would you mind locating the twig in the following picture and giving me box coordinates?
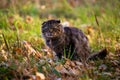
[94,14,106,48]
[2,33,9,52]
[95,14,99,27]
[16,33,21,48]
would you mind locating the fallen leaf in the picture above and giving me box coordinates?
[26,15,33,23]
[102,72,112,76]
[55,64,69,74]
[54,78,62,80]
[75,61,83,66]
[36,72,45,80]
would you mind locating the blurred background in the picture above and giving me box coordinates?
[0,0,120,51]
[0,0,119,19]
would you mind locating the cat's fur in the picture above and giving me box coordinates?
[41,20,107,62]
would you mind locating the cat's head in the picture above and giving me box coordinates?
[41,20,64,38]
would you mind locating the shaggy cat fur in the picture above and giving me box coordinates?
[41,20,107,62]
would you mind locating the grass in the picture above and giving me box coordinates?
[0,0,120,80]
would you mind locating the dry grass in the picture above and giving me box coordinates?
[0,0,120,80]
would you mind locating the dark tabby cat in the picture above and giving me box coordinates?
[41,20,107,62]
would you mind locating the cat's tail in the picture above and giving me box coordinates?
[87,48,108,61]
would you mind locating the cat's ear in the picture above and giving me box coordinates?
[56,20,60,23]
[42,21,46,25]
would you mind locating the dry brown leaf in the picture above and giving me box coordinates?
[26,15,33,23]
[75,61,83,66]
[54,78,62,80]
[30,75,36,80]
[60,67,69,74]
[69,68,80,75]
[36,72,45,80]
[55,64,63,71]
[70,61,75,67]
[65,59,71,65]
[55,64,69,74]
[23,69,31,76]
[102,72,112,76]
[14,47,22,54]
[111,60,119,66]
[23,41,36,55]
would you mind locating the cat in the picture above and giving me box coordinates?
[41,20,107,62]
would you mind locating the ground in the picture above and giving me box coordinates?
[0,0,120,80]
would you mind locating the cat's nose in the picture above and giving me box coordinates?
[45,33,52,37]
[50,29,53,32]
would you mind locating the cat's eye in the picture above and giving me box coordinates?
[42,26,47,29]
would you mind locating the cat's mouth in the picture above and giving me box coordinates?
[44,33,57,38]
